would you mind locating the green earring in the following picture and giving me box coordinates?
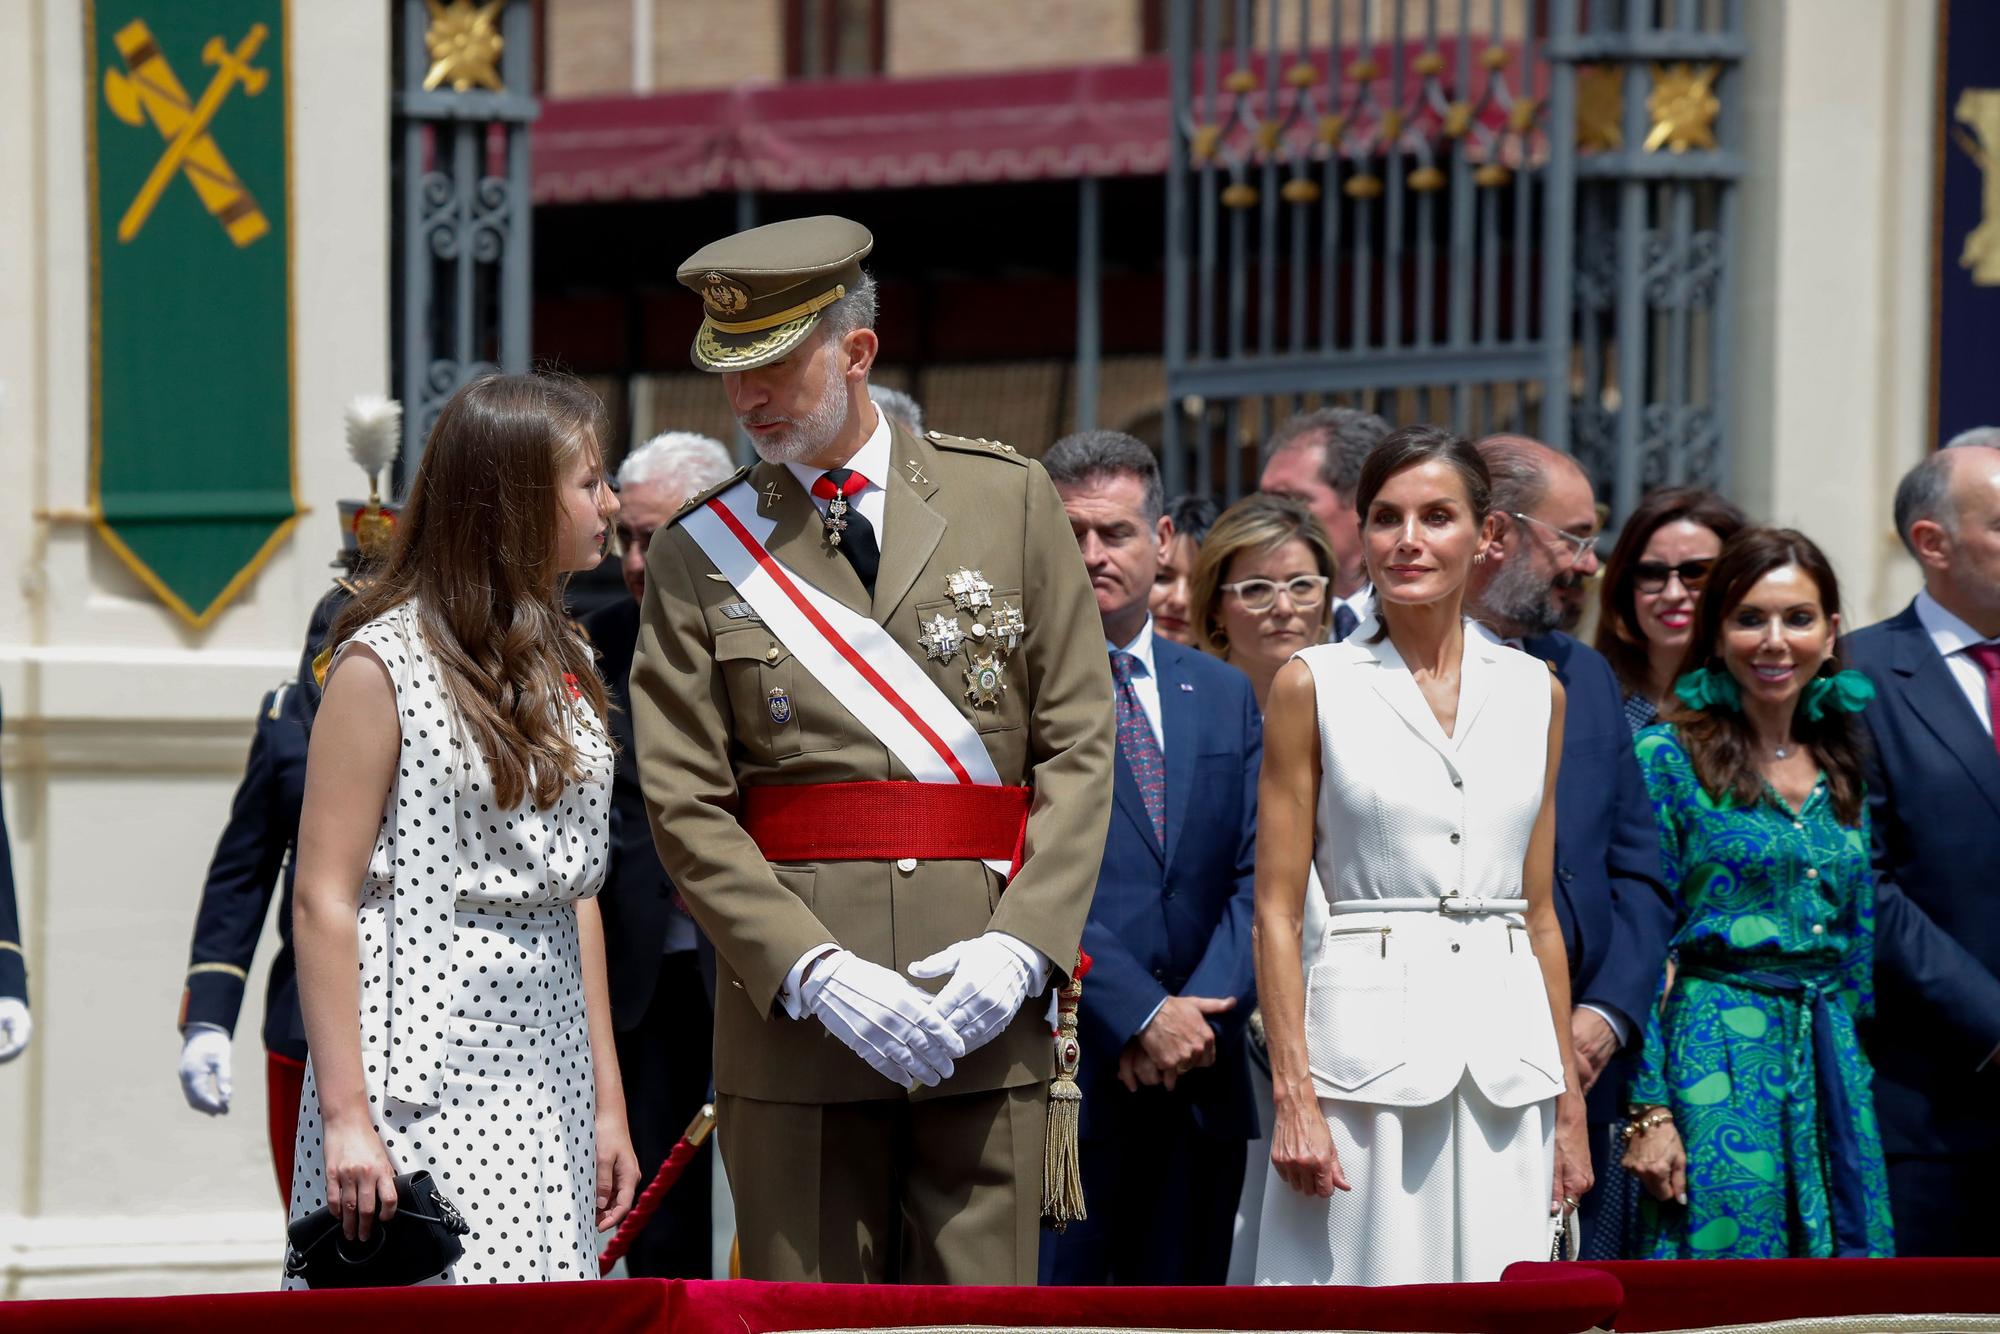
[1673,663,1741,714]
[1800,668,1877,721]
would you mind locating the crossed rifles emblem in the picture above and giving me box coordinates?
[102,19,271,248]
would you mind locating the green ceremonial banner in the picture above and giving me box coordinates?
[88,0,296,628]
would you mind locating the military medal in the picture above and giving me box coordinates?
[964,652,1006,708]
[767,686,793,725]
[823,491,850,547]
[946,568,993,612]
[918,612,964,663]
[991,601,1025,652]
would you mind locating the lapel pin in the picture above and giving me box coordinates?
[905,459,930,487]
[1179,682,1195,692]
[760,482,783,510]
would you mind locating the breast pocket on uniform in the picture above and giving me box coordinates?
[1304,930,1409,1092]
[714,628,833,759]
[911,593,1025,735]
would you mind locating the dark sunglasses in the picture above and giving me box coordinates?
[1632,558,1714,593]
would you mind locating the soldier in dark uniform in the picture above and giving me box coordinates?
[176,499,394,1199]
[0,694,30,1063]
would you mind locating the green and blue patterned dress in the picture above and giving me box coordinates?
[1629,725,1894,1259]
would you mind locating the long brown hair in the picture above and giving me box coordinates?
[1595,487,1748,697]
[1190,493,1337,657]
[1665,527,1865,825]
[333,372,611,810]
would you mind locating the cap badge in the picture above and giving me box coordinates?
[702,271,752,317]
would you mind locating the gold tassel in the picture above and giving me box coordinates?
[1041,961,1087,1230]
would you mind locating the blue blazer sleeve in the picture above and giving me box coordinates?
[1863,720,2000,1063]
[1181,673,1261,1014]
[180,692,292,1034]
[0,700,24,1002]
[1573,664,1673,1034]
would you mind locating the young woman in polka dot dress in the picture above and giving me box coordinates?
[287,373,640,1285]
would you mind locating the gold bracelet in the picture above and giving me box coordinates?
[1620,1109,1675,1143]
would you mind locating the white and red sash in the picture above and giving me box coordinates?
[680,480,1015,875]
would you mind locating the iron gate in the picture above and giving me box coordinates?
[391,0,539,478]
[1162,0,1744,520]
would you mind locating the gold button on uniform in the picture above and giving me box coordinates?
[766,645,781,662]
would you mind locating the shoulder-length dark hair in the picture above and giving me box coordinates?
[1595,486,1749,696]
[1665,526,1864,825]
[332,372,611,810]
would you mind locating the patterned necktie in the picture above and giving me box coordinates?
[810,467,879,596]
[1969,642,2000,758]
[1332,601,1360,643]
[1111,650,1166,845]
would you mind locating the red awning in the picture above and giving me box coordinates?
[533,59,1174,203]
[533,40,1526,205]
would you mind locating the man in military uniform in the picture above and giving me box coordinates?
[629,216,1114,1284]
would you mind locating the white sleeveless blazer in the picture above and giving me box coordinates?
[1293,623,1564,1110]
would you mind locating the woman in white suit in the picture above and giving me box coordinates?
[1252,426,1592,1285]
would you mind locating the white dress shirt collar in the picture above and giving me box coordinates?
[1915,589,1997,657]
[1107,615,1158,676]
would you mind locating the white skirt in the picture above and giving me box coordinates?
[1252,1072,1554,1286]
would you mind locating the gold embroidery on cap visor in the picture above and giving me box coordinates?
[692,308,822,371]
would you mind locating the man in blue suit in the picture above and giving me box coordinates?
[1038,431,1261,1285]
[1847,443,2000,1256]
[1468,436,1674,1246]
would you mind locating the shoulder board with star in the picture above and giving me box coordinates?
[925,430,1029,465]
[667,464,754,527]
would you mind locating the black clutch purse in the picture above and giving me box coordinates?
[284,1171,471,1289]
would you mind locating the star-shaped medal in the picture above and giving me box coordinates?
[918,613,964,663]
[946,568,993,612]
[990,601,1026,652]
[964,652,1006,708]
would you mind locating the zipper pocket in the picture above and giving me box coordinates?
[1325,925,1393,957]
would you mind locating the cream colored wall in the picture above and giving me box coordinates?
[0,1,388,1296]
[1732,0,1938,624]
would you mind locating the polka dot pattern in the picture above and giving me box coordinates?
[286,604,611,1286]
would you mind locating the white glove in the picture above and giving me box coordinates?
[0,998,28,1064]
[907,933,1036,1058]
[803,949,965,1089]
[178,1025,233,1115]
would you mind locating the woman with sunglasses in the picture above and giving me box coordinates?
[1189,495,1337,709]
[1596,489,1749,730]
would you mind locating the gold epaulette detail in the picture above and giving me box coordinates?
[669,465,754,525]
[925,430,1028,464]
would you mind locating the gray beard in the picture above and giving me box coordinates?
[745,371,850,466]
[1478,554,1564,638]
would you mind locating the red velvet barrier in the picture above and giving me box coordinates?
[0,1272,1621,1334]
[0,1279,672,1333]
[1506,1260,2000,1331]
[669,1272,1625,1334]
